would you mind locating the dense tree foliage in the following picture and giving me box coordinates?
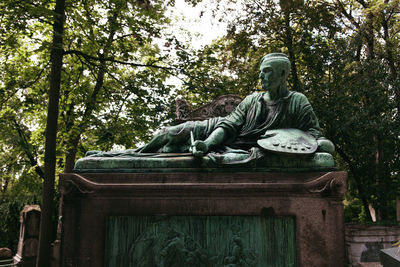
[0,0,399,259]
[0,0,182,257]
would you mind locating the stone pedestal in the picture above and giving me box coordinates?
[13,205,40,267]
[59,171,347,267]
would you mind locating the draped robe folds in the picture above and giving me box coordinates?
[160,91,321,145]
[215,91,322,149]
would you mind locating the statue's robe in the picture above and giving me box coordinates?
[215,91,322,149]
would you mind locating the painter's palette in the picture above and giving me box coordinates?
[257,128,318,155]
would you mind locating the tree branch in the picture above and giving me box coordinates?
[63,49,174,70]
[251,0,267,13]
[12,118,44,179]
[336,0,360,29]
[355,0,368,8]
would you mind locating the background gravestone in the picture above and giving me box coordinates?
[0,248,12,259]
[360,242,383,262]
[14,205,41,267]
[0,248,13,265]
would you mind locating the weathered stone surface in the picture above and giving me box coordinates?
[14,205,40,267]
[361,242,384,262]
[106,216,296,267]
[74,152,335,172]
[59,171,347,267]
[346,224,400,265]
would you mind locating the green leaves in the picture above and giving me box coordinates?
[0,0,181,198]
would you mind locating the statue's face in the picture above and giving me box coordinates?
[259,60,285,92]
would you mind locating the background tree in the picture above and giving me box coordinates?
[60,0,176,172]
[37,0,66,264]
[0,0,183,260]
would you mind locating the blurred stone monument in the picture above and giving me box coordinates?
[14,205,40,267]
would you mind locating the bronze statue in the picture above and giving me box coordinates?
[137,53,334,157]
[82,53,334,169]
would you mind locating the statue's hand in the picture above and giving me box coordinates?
[189,140,209,157]
[317,137,335,154]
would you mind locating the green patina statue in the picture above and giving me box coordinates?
[78,53,335,171]
[137,53,333,156]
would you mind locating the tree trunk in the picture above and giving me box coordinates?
[335,146,372,222]
[1,165,11,193]
[283,8,300,92]
[64,135,80,173]
[36,0,65,266]
[63,53,107,172]
[364,9,382,222]
[373,135,383,220]
[381,7,400,117]
[397,196,400,222]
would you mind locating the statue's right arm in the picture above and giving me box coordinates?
[192,94,253,155]
[191,127,226,155]
[204,127,226,148]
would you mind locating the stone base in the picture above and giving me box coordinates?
[59,171,347,267]
[74,152,335,173]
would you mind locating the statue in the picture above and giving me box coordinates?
[80,53,334,170]
[136,53,332,155]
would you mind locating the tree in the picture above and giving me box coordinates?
[36,0,66,264]
[330,0,400,220]
[0,0,185,261]
[60,0,176,172]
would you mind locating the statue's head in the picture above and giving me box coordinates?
[259,53,290,94]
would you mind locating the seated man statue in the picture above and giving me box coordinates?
[135,53,334,158]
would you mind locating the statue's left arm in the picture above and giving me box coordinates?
[292,93,334,154]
